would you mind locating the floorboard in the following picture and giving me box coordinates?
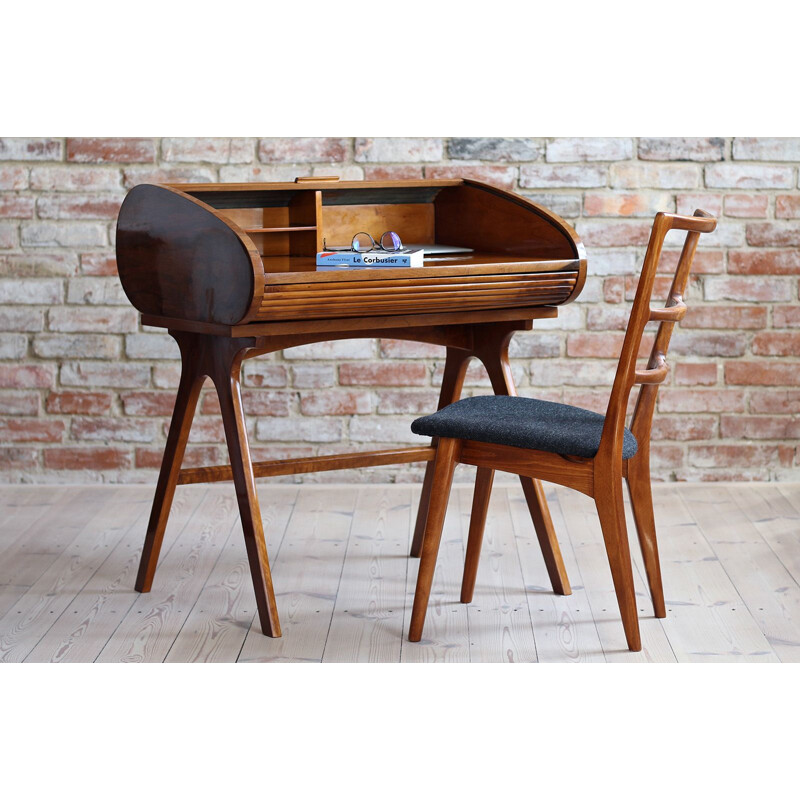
[0,482,797,663]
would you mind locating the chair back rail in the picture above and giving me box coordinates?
[598,210,717,460]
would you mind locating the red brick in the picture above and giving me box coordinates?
[0,224,17,249]
[776,195,800,219]
[705,164,793,189]
[362,165,424,180]
[339,362,428,386]
[0,393,39,415]
[603,276,625,303]
[520,164,607,189]
[658,249,724,275]
[121,391,176,416]
[652,416,717,440]
[0,419,64,442]
[37,194,122,220]
[0,364,55,388]
[675,194,723,217]
[0,308,43,331]
[135,446,217,469]
[66,138,155,163]
[674,363,717,386]
[703,277,791,302]
[300,390,371,416]
[0,447,38,470]
[44,447,131,470]
[650,444,684,469]
[611,163,700,189]
[0,195,35,218]
[725,363,800,386]
[162,138,254,164]
[379,339,445,359]
[639,138,724,161]
[80,252,118,276]
[750,390,800,414]
[567,332,623,358]
[773,306,800,328]
[184,417,226,443]
[721,415,800,440]
[0,138,61,160]
[752,332,800,356]
[46,391,112,415]
[30,166,121,192]
[562,391,636,415]
[746,222,800,247]
[689,444,793,469]
[425,165,518,191]
[122,167,215,189]
[728,250,800,275]
[48,307,137,333]
[241,362,288,388]
[682,306,767,329]
[670,332,746,358]
[724,194,769,218]
[578,221,653,246]
[259,138,348,163]
[201,391,291,417]
[249,445,316,462]
[658,389,746,413]
[583,193,672,217]
[60,362,149,389]
[376,390,440,415]
[72,417,156,443]
[0,166,28,190]
[586,306,628,331]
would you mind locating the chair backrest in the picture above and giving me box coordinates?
[598,209,717,460]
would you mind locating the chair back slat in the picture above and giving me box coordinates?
[597,210,717,459]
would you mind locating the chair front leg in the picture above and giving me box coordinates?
[594,469,642,652]
[408,437,461,642]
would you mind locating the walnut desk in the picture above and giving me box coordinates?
[116,178,587,637]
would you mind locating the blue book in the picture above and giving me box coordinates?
[316,248,425,269]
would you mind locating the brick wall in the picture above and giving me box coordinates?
[1,137,798,483]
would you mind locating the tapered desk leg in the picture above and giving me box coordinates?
[410,347,470,557]
[135,335,205,593]
[476,324,572,596]
[210,343,281,638]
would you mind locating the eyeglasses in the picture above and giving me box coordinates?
[322,231,403,253]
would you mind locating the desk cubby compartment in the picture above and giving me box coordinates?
[116,178,587,326]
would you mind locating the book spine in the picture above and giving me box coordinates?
[316,251,423,268]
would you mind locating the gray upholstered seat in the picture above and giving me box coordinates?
[411,395,638,460]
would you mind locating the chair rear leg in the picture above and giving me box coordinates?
[626,454,666,618]
[519,478,571,596]
[408,438,460,642]
[461,467,494,603]
[594,479,642,652]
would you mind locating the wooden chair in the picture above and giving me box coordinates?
[407,210,717,651]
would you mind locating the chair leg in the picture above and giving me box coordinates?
[135,335,205,593]
[410,348,470,557]
[626,454,666,618]
[211,349,281,638]
[461,467,494,603]
[519,477,572,596]
[408,438,460,642]
[594,477,642,652]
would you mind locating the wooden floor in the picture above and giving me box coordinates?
[1,481,799,663]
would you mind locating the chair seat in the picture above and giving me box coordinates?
[411,395,638,460]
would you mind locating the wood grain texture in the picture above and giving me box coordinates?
[1,483,799,663]
[237,487,356,663]
[25,488,203,663]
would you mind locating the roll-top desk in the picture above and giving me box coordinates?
[116,178,587,638]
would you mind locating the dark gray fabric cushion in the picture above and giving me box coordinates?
[411,395,638,460]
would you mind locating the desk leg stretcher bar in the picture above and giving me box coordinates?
[134,320,571,638]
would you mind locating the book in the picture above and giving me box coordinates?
[316,248,425,269]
